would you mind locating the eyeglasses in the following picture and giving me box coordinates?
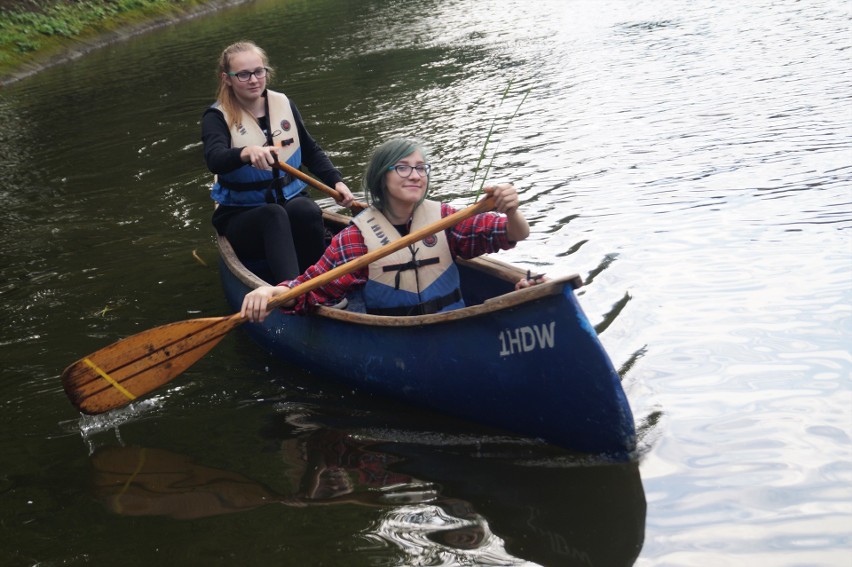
[387,164,431,177]
[227,67,269,82]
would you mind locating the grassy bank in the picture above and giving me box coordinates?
[0,0,245,84]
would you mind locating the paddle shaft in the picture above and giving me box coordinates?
[275,159,368,212]
[266,195,496,310]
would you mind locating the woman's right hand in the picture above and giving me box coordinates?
[240,145,276,170]
[241,285,288,322]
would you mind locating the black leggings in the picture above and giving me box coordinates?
[224,195,325,283]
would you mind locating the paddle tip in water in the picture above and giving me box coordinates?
[61,315,243,415]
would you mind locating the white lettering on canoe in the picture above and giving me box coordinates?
[498,322,556,356]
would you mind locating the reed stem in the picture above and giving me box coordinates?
[470,82,532,201]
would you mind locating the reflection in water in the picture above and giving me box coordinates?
[386,440,647,567]
[92,446,284,520]
[5,0,844,562]
[371,501,516,566]
[92,426,646,566]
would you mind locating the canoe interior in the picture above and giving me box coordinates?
[225,209,583,312]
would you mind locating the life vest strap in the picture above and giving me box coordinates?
[381,256,440,273]
[219,172,293,192]
[367,288,462,317]
[382,255,440,290]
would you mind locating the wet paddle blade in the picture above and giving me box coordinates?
[61,315,243,415]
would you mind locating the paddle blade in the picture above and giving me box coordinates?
[62,316,243,415]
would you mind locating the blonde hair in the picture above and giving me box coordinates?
[215,41,274,130]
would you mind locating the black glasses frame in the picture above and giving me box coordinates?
[227,67,269,82]
[387,164,432,177]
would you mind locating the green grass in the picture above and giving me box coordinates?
[0,0,210,78]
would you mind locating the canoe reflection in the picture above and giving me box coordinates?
[386,441,646,567]
[91,429,645,566]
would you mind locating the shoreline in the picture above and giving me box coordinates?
[0,0,255,87]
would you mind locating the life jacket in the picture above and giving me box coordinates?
[210,90,306,206]
[352,200,465,316]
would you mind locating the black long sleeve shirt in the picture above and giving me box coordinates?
[201,95,344,234]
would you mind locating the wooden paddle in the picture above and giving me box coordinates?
[62,195,496,415]
[275,159,368,213]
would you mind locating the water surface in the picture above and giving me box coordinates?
[1,0,850,565]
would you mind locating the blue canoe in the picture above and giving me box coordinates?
[217,209,636,458]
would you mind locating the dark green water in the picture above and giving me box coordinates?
[1,0,849,565]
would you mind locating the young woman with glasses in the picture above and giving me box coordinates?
[240,137,541,322]
[202,41,355,283]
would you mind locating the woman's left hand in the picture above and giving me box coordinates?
[484,183,519,214]
[484,182,530,241]
[335,182,355,207]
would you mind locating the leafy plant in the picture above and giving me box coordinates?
[0,0,205,76]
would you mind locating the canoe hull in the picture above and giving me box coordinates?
[217,221,636,458]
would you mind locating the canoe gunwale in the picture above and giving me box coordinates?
[216,210,584,328]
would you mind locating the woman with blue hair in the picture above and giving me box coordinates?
[240,137,537,321]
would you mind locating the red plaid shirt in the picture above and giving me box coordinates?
[279,203,514,314]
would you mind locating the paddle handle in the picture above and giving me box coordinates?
[266,195,497,310]
[275,159,368,213]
